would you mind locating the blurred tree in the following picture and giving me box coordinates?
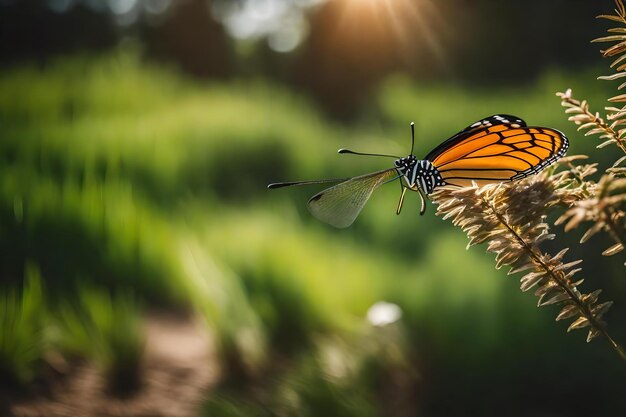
[293,1,405,118]
[0,0,116,66]
[454,0,606,83]
[0,0,614,116]
[291,0,608,118]
[141,0,233,78]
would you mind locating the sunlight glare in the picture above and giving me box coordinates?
[337,0,450,71]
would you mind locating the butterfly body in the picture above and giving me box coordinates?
[393,156,444,194]
[268,114,569,228]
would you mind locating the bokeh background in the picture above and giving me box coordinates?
[1,0,626,416]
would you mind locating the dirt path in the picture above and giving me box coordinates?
[8,312,218,417]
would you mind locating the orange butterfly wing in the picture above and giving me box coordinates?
[426,124,568,188]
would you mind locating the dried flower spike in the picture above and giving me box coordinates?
[432,172,625,360]
[556,89,626,153]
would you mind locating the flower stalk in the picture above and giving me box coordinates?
[432,170,625,360]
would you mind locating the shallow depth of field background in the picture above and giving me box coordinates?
[1,1,626,416]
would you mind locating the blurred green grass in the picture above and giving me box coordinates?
[1,48,625,415]
[0,264,45,385]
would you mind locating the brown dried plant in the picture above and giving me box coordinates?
[431,1,626,360]
[431,161,624,360]
[554,0,626,259]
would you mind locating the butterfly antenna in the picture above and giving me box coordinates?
[267,177,347,189]
[410,122,415,155]
[338,149,400,158]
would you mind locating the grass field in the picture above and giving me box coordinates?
[1,48,625,416]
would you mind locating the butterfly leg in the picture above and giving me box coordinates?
[416,187,427,216]
[396,186,407,215]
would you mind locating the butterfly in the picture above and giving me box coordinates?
[268,115,569,228]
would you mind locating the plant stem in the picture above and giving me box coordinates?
[560,94,626,154]
[602,206,626,250]
[484,197,626,362]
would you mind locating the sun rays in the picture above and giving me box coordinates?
[334,0,450,71]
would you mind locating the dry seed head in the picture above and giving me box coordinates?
[431,168,614,346]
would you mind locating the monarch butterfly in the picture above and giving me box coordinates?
[268,115,568,228]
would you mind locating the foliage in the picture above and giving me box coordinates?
[1,44,626,414]
[54,287,145,391]
[0,264,46,385]
[203,324,413,417]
